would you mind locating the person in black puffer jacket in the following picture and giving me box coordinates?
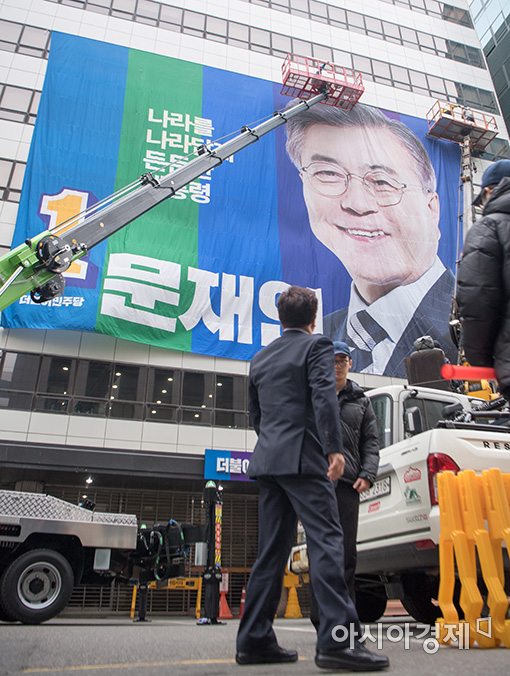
[457,160,510,399]
[310,340,380,627]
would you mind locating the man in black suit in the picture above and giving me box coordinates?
[236,286,389,671]
[285,103,456,378]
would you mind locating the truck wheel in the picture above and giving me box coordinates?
[401,573,441,625]
[0,549,74,624]
[355,577,387,622]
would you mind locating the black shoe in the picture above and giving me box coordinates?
[236,645,298,665]
[315,641,389,671]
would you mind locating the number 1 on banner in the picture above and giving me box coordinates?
[40,189,90,279]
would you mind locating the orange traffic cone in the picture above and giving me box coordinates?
[238,587,246,619]
[219,591,233,620]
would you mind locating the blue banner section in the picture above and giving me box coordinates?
[204,449,252,481]
[2,33,128,329]
[193,69,282,359]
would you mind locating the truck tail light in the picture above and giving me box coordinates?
[427,453,460,506]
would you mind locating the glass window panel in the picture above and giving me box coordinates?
[1,86,32,112]
[271,33,291,52]
[309,1,328,18]
[17,46,44,58]
[328,6,347,26]
[353,55,372,73]
[215,374,246,410]
[427,75,446,93]
[183,11,205,30]
[181,408,212,425]
[382,21,400,39]
[251,28,270,47]
[73,399,107,417]
[112,0,136,11]
[0,41,16,53]
[445,79,458,97]
[369,395,392,448]
[434,36,447,54]
[34,396,69,414]
[20,26,48,49]
[0,390,33,410]
[365,16,382,33]
[215,411,247,429]
[145,404,178,423]
[206,16,227,35]
[39,356,73,394]
[346,11,365,29]
[466,46,484,68]
[0,19,22,43]
[229,22,249,41]
[89,0,111,8]
[290,0,308,10]
[333,50,352,69]
[291,38,312,57]
[137,0,159,19]
[111,364,145,401]
[148,368,179,405]
[30,91,41,115]
[411,0,426,9]
[409,70,428,88]
[391,65,410,83]
[160,5,183,24]
[0,352,40,391]
[417,31,435,49]
[108,401,144,420]
[400,26,417,44]
[10,163,25,191]
[0,159,12,187]
[373,60,391,78]
[182,371,214,408]
[0,111,26,123]
[75,361,112,398]
[312,44,333,61]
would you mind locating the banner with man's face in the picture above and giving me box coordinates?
[2,33,460,377]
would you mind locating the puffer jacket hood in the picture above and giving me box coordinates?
[483,177,510,217]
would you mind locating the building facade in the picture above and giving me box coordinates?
[0,0,508,613]
[469,0,510,135]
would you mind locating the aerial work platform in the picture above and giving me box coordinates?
[281,54,364,111]
[427,100,498,151]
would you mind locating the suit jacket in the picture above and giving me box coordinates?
[247,330,343,478]
[324,269,457,379]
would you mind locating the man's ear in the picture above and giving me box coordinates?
[427,191,440,238]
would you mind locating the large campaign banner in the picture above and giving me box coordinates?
[2,33,461,377]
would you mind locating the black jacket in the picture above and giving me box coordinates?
[457,177,510,394]
[247,330,343,478]
[337,379,380,486]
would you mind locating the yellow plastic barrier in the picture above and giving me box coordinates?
[129,576,203,620]
[436,469,510,648]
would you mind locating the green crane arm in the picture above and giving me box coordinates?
[0,92,327,312]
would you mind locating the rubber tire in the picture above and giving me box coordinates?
[401,573,463,625]
[355,579,388,623]
[0,569,16,622]
[0,549,74,624]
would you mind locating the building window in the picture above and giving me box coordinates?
[0,158,25,202]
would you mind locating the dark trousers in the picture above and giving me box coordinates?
[236,475,359,654]
[310,480,360,627]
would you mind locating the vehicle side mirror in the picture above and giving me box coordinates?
[404,406,423,436]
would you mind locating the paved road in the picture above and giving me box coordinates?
[0,616,507,675]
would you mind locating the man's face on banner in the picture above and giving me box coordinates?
[299,124,440,303]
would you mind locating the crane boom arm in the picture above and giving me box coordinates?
[0,92,326,312]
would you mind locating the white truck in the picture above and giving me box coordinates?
[290,384,510,624]
[0,490,203,624]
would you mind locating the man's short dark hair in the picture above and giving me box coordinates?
[278,286,318,328]
[285,101,436,192]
